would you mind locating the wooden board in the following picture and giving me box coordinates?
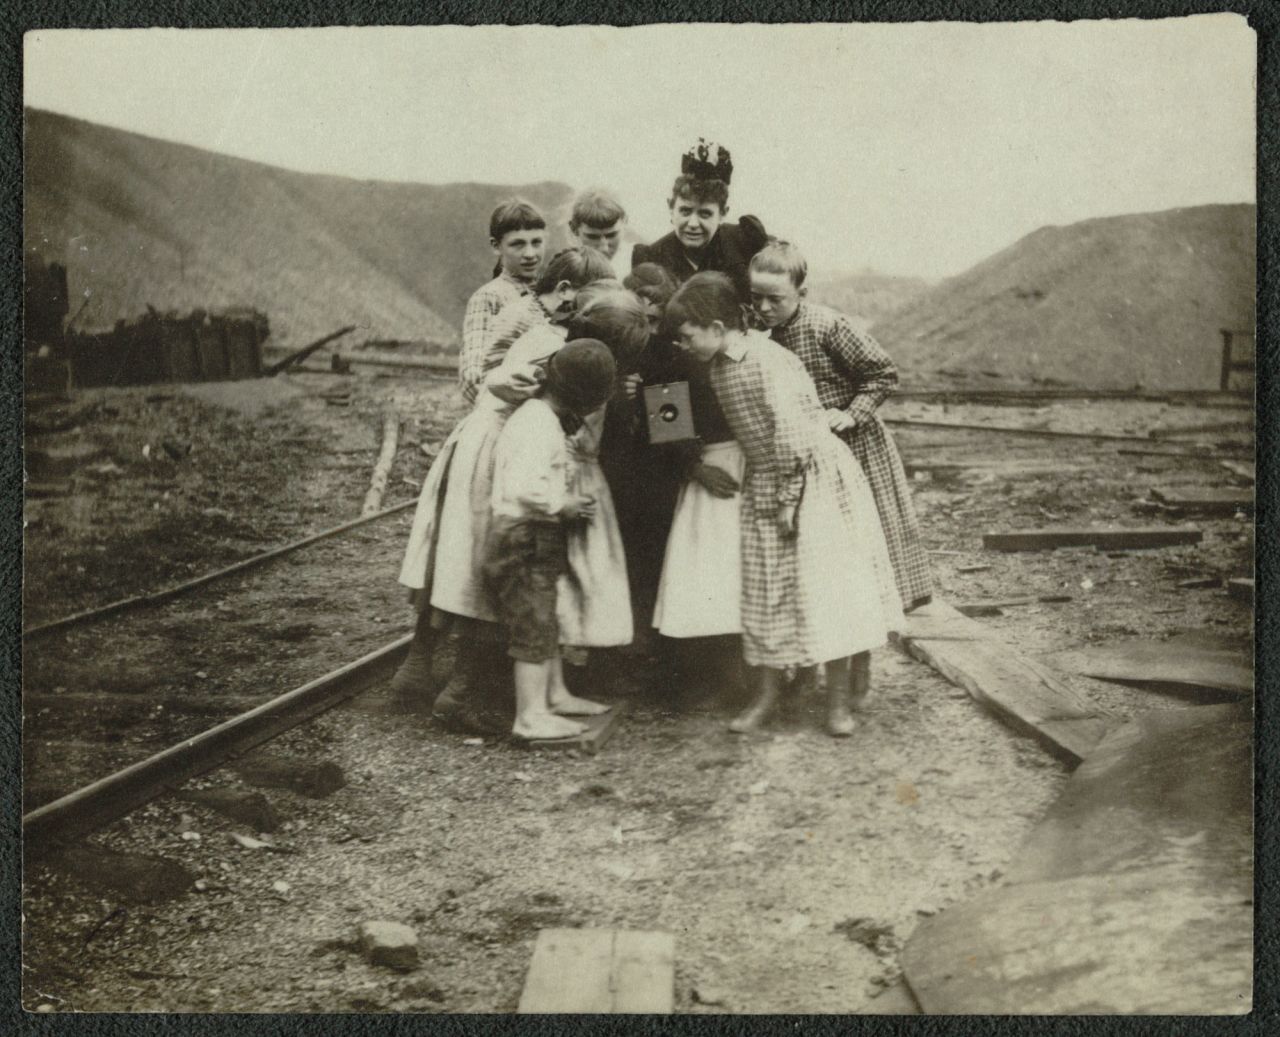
[901,704,1253,1014]
[518,928,675,1013]
[1043,632,1252,696]
[904,637,1114,763]
[1151,486,1253,513]
[1219,460,1256,483]
[1228,577,1254,605]
[983,527,1202,552]
[525,701,628,754]
[893,600,1114,763]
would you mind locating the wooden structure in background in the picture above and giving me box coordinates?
[1219,328,1254,392]
[62,308,269,388]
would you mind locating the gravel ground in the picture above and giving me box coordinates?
[21,371,1253,1014]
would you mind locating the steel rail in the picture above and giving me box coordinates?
[23,635,411,850]
[22,498,417,640]
[882,418,1251,444]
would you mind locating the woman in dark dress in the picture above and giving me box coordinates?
[627,140,770,702]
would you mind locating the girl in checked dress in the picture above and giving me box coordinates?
[665,272,902,736]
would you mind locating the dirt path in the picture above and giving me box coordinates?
[21,370,1253,1013]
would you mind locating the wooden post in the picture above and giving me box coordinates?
[361,411,400,517]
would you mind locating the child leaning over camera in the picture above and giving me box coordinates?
[483,339,619,741]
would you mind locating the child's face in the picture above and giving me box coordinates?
[669,195,724,251]
[575,220,625,260]
[750,270,803,328]
[642,300,663,337]
[675,321,724,363]
[492,228,547,282]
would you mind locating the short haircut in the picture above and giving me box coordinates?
[668,174,729,213]
[569,189,627,231]
[532,247,615,295]
[663,271,745,336]
[567,287,650,370]
[489,198,546,242]
[623,263,679,309]
[750,240,808,288]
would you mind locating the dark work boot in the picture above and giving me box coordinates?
[389,612,438,712]
[729,667,785,734]
[431,638,482,730]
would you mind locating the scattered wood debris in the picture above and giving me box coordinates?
[955,595,1072,617]
[983,527,1203,552]
[1150,487,1253,514]
[1043,632,1252,696]
[518,928,675,1013]
[360,410,400,517]
[1227,578,1254,606]
[892,600,1115,764]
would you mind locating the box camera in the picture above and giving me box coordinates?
[643,380,696,443]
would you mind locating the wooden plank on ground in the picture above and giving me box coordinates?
[1219,460,1256,483]
[983,527,1202,552]
[518,928,675,1013]
[526,701,627,754]
[1043,632,1252,696]
[893,600,1114,763]
[1228,578,1254,605]
[903,637,1113,763]
[955,595,1072,617]
[1148,418,1254,439]
[518,928,613,1012]
[1150,486,1253,514]
[901,704,1253,1014]
[611,930,677,1013]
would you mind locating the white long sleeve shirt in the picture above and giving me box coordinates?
[490,397,570,521]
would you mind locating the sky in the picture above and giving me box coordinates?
[24,18,1256,280]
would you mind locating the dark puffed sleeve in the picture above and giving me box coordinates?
[737,214,769,255]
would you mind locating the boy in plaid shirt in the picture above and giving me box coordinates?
[750,242,932,609]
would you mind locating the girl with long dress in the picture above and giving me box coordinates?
[665,272,902,736]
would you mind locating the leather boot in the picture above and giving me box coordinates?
[828,652,870,737]
[431,637,481,730]
[729,667,784,734]
[389,612,437,711]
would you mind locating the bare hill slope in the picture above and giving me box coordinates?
[24,108,576,349]
[807,271,932,331]
[871,205,1255,390]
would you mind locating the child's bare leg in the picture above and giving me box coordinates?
[513,659,585,740]
[729,666,785,734]
[848,650,871,711]
[547,655,611,716]
[825,655,856,737]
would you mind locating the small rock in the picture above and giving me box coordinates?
[748,780,769,796]
[358,920,420,971]
[180,831,201,842]
[692,985,726,1006]
[462,737,484,747]
[400,975,445,1002]
[272,880,292,895]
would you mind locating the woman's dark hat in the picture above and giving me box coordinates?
[545,338,617,415]
[681,139,733,185]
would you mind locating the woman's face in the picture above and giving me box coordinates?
[675,321,724,363]
[669,195,724,252]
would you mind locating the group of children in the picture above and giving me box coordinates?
[390,139,932,741]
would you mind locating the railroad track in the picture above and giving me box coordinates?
[23,635,410,852]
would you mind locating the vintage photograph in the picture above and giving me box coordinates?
[21,18,1255,1014]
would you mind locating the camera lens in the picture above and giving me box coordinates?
[658,403,679,423]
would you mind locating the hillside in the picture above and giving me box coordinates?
[871,205,1255,390]
[807,271,932,331]
[23,108,577,349]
